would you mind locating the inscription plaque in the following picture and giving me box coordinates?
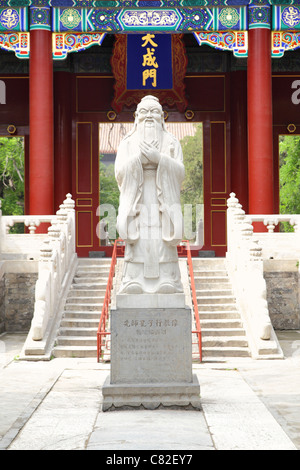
[110,307,193,384]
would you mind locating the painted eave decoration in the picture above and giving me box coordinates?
[0,1,300,60]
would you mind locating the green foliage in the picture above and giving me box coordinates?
[279,135,300,232]
[99,156,120,209]
[0,137,24,218]
[180,123,203,206]
[180,124,204,236]
[99,155,120,240]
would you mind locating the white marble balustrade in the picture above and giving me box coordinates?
[1,194,78,355]
[226,193,286,359]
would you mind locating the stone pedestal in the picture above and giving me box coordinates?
[102,297,201,411]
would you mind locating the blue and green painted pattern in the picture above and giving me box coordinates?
[0,1,299,33]
[273,4,300,29]
[0,7,27,30]
[0,0,300,61]
[51,5,248,32]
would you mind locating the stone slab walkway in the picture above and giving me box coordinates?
[0,331,299,451]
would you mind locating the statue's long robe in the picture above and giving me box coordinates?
[115,128,184,292]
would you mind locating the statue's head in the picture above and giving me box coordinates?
[135,95,164,130]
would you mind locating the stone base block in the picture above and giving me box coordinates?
[102,374,201,411]
[110,306,193,384]
[103,305,201,411]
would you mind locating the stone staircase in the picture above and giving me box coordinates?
[52,258,111,358]
[192,258,250,360]
[52,256,251,360]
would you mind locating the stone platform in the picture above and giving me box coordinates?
[102,374,201,411]
[102,302,201,411]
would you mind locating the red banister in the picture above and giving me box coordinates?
[183,240,202,362]
[97,239,121,362]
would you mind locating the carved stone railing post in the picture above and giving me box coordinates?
[63,193,75,212]
[263,217,278,233]
[25,218,41,234]
[247,238,272,340]
[31,238,53,341]
[27,194,77,346]
[226,192,239,255]
[5,218,14,234]
[63,193,75,250]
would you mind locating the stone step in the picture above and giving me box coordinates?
[193,270,227,277]
[72,276,108,288]
[68,289,106,298]
[56,336,97,346]
[192,259,226,268]
[195,281,232,293]
[77,261,110,266]
[64,303,102,311]
[194,276,229,284]
[60,318,100,328]
[66,296,105,304]
[52,345,97,358]
[202,346,250,358]
[75,270,110,276]
[196,289,233,297]
[201,336,248,348]
[58,327,97,337]
[77,259,111,265]
[62,311,101,319]
[72,280,108,288]
[200,315,243,331]
[198,312,241,321]
[77,261,111,267]
[198,304,237,312]
[201,327,246,337]
[197,295,236,305]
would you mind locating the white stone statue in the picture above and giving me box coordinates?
[115,95,185,295]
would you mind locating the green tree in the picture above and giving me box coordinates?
[180,124,204,238]
[99,155,120,240]
[279,135,300,231]
[0,137,24,216]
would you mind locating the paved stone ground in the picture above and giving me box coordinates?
[0,331,299,451]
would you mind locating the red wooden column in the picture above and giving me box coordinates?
[54,72,72,210]
[29,14,54,221]
[230,71,248,213]
[247,6,274,217]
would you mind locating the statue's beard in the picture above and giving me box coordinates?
[138,120,162,144]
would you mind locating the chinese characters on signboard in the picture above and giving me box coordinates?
[127,33,173,90]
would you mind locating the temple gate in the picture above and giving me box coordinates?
[0,1,300,256]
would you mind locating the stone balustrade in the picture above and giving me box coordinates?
[0,194,78,357]
[0,209,53,258]
[27,195,77,350]
[244,213,300,260]
[245,214,300,233]
[226,193,275,357]
[226,192,300,357]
